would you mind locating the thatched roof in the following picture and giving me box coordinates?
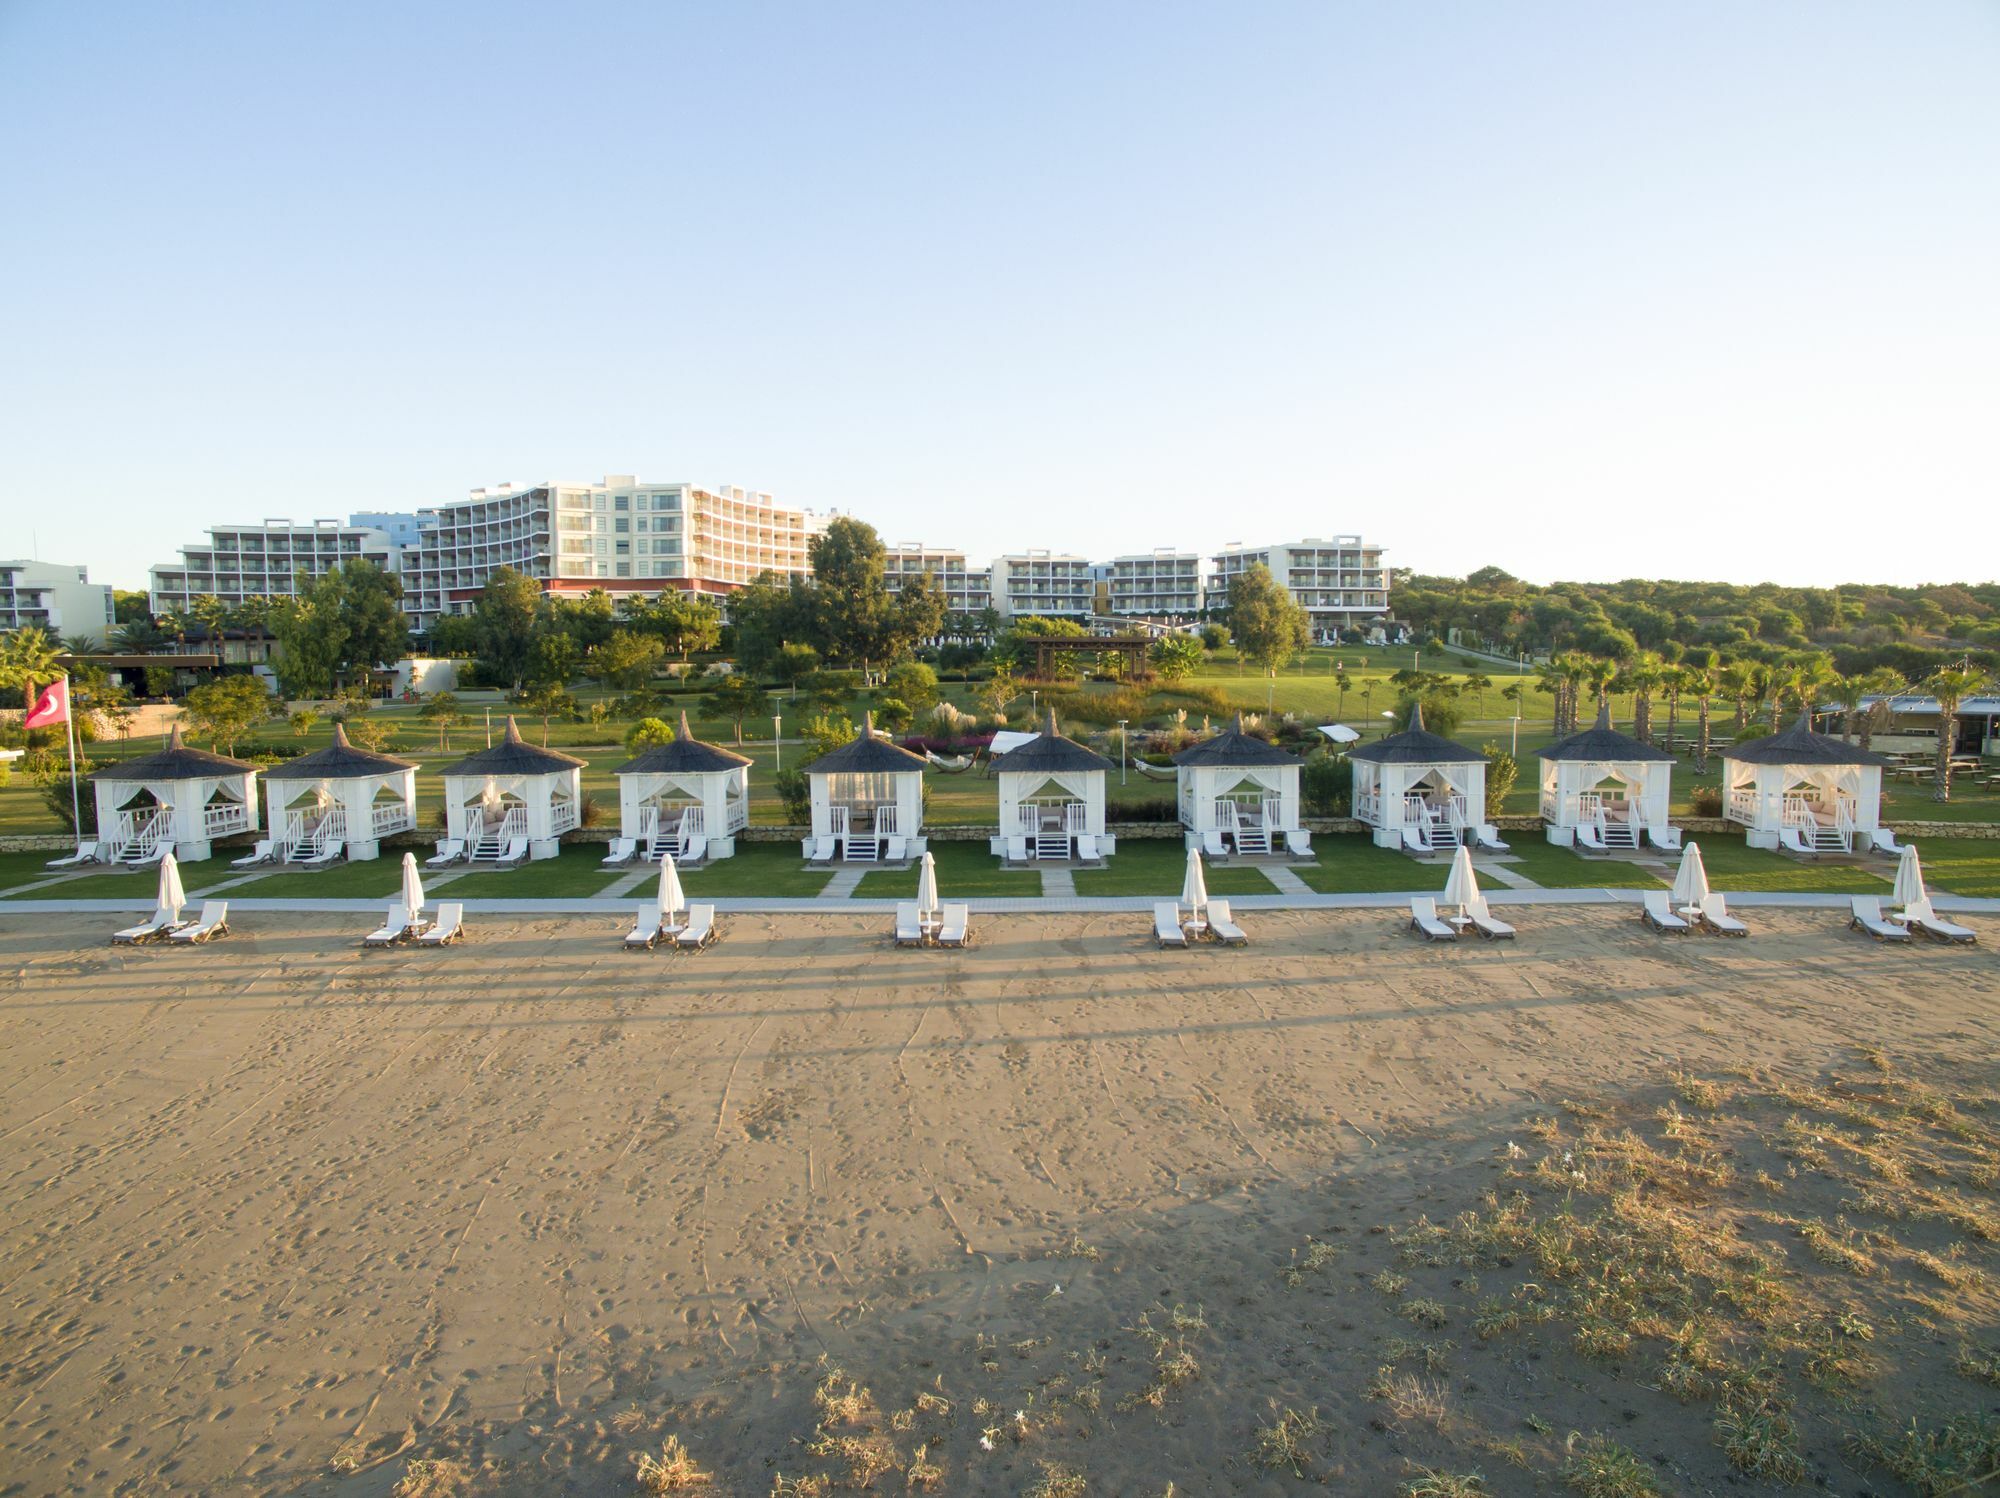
[99,724,256,782]
[1170,713,1298,768]
[439,717,586,777]
[615,710,752,776]
[1346,702,1484,766]
[262,722,417,780]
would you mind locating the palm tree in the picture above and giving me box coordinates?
[1617,652,1664,744]
[1334,669,1351,719]
[1681,653,1719,772]
[1582,656,1620,718]
[1718,660,1756,732]
[1852,668,1905,756]
[1920,666,1990,801]
[0,626,64,730]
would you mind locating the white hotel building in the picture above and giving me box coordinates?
[991,550,1096,619]
[148,519,409,615]
[1102,550,1203,620]
[0,560,116,640]
[881,544,993,615]
[399,477,825,627]
[1209,537,1391,642]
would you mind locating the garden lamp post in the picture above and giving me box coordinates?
[1117,719,1128,785]
[773,714,782,773]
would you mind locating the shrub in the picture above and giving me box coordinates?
[1483,747,1519,817]
[1199,622,1230,651]
[802,713,856,761]
[1689,784,1724,817]
[1106,797,1177,824]
[773,767,811,823]
[626,717,676,753]
[882,660,940,712]
[1303,751,1352,816]
[874,697,914,733]
[578,791,607,828]
[1395,690,1462,740]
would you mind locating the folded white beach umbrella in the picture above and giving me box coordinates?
[1892,845,1926,910]
[400,851,426,918]
[1670,843,1710,909]
[1181,846,1209,917]
[1442,844,1478,916]
[656,853,686,922]
[916,850,940,919]
[155,851,186,923]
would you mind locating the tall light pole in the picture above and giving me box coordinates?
[1117,719,1128,784]
[773,714,781,773]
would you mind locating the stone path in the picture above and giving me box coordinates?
[821,867,870,899]
[1261,865,1312,896]
[603,867,657,900]
[1039,867,1077,898]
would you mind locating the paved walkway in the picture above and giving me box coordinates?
[1261,865,1312,896]
[820,867,870,899]
[1039,867,1077,898]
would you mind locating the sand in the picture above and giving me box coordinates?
[0,907,1993,1495]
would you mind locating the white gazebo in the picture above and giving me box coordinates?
[260,724,418,863]
[1348,704,1504,854]
[1535,705,1678,852]
[1172,713,1307,858]
[989,709,1115,864]
[91,724,259,865]
[439,717,585,863]
[615,710,751,864]
[1722,711,1888,854]
[800,711,929,864]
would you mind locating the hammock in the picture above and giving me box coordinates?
[1132,759,1178,781]
[925,752,977,773]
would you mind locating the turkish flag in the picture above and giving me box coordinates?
[25,677,69,729]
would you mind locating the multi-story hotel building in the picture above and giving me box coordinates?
[0,560,115,640]
[1103,549,1203,620]
[881,544,993,616]
[1209,537,1391,642]
[148,519,412,615]
[399,477,825,627]
[991,550,1095,619]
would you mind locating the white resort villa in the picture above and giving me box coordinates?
[1535,705,1680,853]
[613,711,751,865]
[1722,711,1889,855]
[434,718,585,866]
[1348,704,1507,855]
[800,712,929,865]
[257,724,418,864]
[90,725,260,865]
[989,710,1115,864]
[1172,713,1309,858]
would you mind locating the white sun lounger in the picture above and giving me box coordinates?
[802,835,835,863]
[600,837,636,867]
[1206,899,1248,946]
[1575,823,1607,852]
[112,909,189,945]
[425,839,465,869]
[167,901,229,943]
[1154,903,1188,947]
[1848,895,1909,943]
[1699,892,1749,937]
[1202,829,1227,858]
[1476,824,1510,852]
[1005,835,1028,864]
[362,902,421,947]
[1902,897,1976,945]
[674,904,716,950]
[46,840,100,870]
[1075,834,1099,861]
[416,902,464,945]
[894,901,925,947]
[229,839,273,869]
[935,903,970,948]
[1870,828,1908,857]
[1409,895,1458,941]
[1286,829,1312,856]
[1642,891,1691,934]
[1467,894,1516,940]
[884,836,909,864]
[625,902,664,950]
[1648,825,1683,851]
[680,833,707,865]
[298,840,345,867]
[496,837,529,868]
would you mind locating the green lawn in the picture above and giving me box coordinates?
[673,843,835,899]
[1290,836,1445,894]
[227,857,411,899]
[1072,837,1280,897]
[852,840,1042,898]
[0,851,66,890]
[6,857,238,900]
[1909,837,2000,899]
[1497,838,1667,890]
[1679,836,1892,894]
[432,846,624,899]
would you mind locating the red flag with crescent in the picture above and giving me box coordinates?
[25,677,69,728]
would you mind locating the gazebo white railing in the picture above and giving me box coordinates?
[371,799,413,837]
[202,798,252,838]
[284,806,348,862]
[107,806,172,863]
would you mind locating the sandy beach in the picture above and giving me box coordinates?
[1,907,1994,1495]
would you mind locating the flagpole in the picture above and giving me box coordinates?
[61,676,81,840]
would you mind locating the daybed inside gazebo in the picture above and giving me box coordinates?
[1536,705,1679,852]
[1172,713,1307,858]
[260,723,417,863]
[1722,711,1888,855]
[800,712,928,865]
[1348,704,1505,855]
[615,711,751,865]
[989,709,1115,864]
[91,725,260,866]
[437,718,585,865]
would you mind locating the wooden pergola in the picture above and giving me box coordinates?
[1023,634,1153,680]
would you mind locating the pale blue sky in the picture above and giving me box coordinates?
[3,1,1996,590]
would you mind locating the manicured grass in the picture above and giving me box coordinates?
[227,857,410,899]
[1071,837,1279,896]
[432,846,624,899]
[1497,838,1667,890]
[1681,836,1891,894]
[1905,837,2000,899]
[851,840,1042,899]
[1290,836,1448,894]
[7,858,238,899]
[674,843,835,898]
[0,851,65,890]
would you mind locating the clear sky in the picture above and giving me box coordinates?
[3,1,1996,592]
